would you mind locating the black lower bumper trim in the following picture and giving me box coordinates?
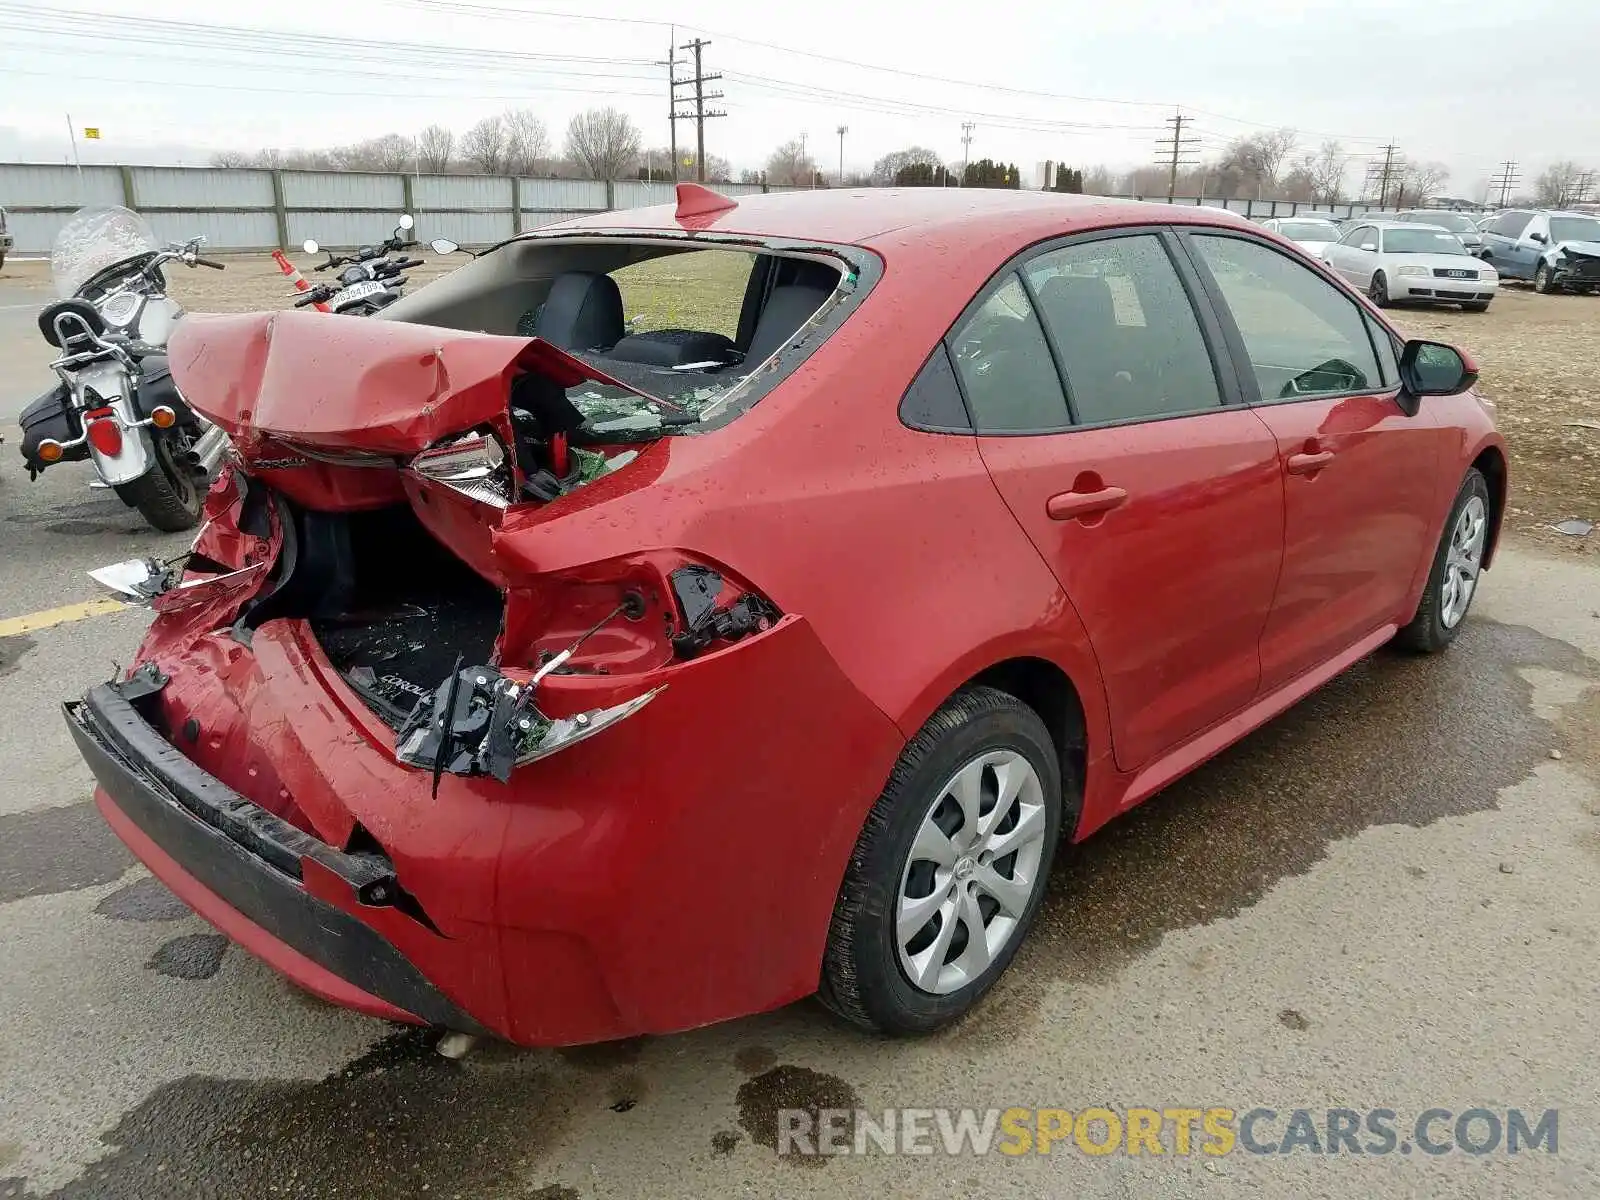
[64,685,489,1036]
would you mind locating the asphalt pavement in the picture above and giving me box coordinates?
[1,277,1598,1197]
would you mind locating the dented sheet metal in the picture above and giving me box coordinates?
[166,310,655,457]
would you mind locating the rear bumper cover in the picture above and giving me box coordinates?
[65,682,489,1035]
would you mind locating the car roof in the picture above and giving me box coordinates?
[1369,220,1448,230]
[539,187,1257,252]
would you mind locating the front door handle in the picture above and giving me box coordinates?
[1046,485,1127,521]
[1286,450,1335,475]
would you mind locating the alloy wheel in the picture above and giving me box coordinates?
[1440,494,1487,629]
[896,749,1049,995]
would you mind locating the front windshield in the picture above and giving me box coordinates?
[50,205,159,299]
[1279,221,1338,241]
[1381,228,1467,255]
[1550,216,1600,244]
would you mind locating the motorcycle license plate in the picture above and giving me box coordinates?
[331,280,386,308]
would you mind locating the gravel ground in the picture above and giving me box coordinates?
[1386,288,1600,554]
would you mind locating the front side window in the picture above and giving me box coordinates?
[948,274,1070,433]
[1190,234,1383,402]
[1342,225,1376,247]
[1023,234,1221,424]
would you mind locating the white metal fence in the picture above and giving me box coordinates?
[0,161,1406,255]
[0,163,773,254]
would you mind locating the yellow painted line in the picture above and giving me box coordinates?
[0,597,127,638]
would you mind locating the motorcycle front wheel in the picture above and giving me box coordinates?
[114,429,203,532]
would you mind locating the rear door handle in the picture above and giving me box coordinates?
[1046,485,1127,521]
[1286,450,1335,475]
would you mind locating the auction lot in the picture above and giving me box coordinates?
[1,254,1598,1198]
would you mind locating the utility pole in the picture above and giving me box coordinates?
[1489,159,1520,207]
[836,125,848,185]
[64,112,83,196]
[1154,109,1199,202]
[674,37,725,183]
[1577,170,1597,205]
[665,27,678,184]
[960,121,975,185]
[1372,143,1402,208]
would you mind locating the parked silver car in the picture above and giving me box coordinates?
[0,206,11,269]
[1322,220,1498,310]
[1259,216,1341,257]
[1392,209,1484,252]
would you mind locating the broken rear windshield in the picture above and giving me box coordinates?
[385,238,871,440]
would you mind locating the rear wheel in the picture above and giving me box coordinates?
[113,430,204,533]
[1465,299,1491,312]
[819,686,1064,1035]
[1368,272,1390,307]
[1534,262,1558,294]
[1396,469,1490,653]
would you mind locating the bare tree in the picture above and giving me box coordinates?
[564,107,642,181]
[1397,161,1450,207]
[766,138,818,187]
[870,146,942,187]
[417,124,454,174]
[1303,140,1349,204]
[1220,129,1298,196]
[461,115,508,174]
[368,133,416,173]
[211,150,251,168]
[1082,165,1118,195]
[503,108,550,176]
[1535,160,1586,207]
[1278,163,1317,203]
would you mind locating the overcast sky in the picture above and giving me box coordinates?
[0,0,1589,198]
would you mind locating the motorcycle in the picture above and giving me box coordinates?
[18,206,231,532]
[296,214,423,315]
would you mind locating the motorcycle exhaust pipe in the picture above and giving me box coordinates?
[192,425,231,478]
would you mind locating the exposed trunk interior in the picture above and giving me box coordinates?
[269,504,503,729]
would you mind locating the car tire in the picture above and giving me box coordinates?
[1395,468,1491,654]
[1534,262,1558,294]
[1368,272,1390,307]
[1465,299,1491,312]
[818,686,1064,1035]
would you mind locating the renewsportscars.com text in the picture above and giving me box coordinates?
[777,1106,1558,1158]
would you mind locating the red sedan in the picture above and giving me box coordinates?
[67,186,1505,1044]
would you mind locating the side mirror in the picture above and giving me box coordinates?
[1399,339,1478,406]
[429,237,460,255]
[1529,231,1547,244]
[398,213,415,231]
[302,239,319,255]
[1359,242,1378,252]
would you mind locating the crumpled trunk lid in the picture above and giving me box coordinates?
[166,309,643,458]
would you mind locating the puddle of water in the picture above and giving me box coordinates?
[0,634,36,680]
[94,877,189,923]
[0,1029,581,1199]
[733,1045,778,1077]
[146,933,228,981]
[736,1065,860,1165]
[0,802,132,904]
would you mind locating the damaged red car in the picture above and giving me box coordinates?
[66,185,1506,1045]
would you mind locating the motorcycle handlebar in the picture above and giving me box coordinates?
[195,257,225,270]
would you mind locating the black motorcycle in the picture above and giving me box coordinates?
[296,214,425,315]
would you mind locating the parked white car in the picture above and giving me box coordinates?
[1260,216,1341,257]
[1322,220,1498,310]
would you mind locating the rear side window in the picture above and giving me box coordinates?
[1023,234,1221,424]
[948,275,1070,432]
[1491,211,1531,238]
[1190,234,1382,402]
